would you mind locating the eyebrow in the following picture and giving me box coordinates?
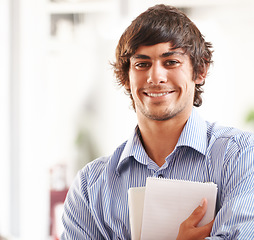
[132,54,151,59]
[160,51,185,58]
[131,51,185,59]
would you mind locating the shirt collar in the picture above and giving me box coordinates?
[176,108,207,155]
[116,126,149,173]
[116,108,207,173]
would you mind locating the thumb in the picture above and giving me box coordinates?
[186,198,208,227]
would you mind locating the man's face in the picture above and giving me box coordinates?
[127,42,203,122]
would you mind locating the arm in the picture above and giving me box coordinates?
[207,145,254,239]
[176,198,214,240]
[60,169,104,240]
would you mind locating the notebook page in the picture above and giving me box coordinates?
[140,178,217,240]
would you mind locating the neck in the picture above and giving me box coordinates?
[137,113,190,167]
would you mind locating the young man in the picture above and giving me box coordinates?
[61,5,254,239]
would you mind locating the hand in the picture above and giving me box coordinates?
[176,198,214,240]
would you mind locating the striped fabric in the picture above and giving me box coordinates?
[61,108,254,240]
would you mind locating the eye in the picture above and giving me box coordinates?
[164,60,180,67]
[134,62,151,70]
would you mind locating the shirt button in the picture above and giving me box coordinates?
[158,174,164,178]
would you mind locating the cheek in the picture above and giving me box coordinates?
[176,68,194,86]
[129,72,143,90]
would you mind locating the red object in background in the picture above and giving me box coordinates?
[50,188,69,239]
[50,164,69,239]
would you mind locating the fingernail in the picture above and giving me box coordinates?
[200,198,205,207]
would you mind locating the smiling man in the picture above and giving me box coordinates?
[61,5,254,240]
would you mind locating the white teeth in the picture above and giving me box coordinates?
[147,92,169,97]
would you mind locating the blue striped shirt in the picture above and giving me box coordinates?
[61,108,254,239]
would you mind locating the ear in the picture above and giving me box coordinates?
[194,65,209,84]
[124,80,131,91]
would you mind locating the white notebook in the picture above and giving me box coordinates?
[128,178,217,240]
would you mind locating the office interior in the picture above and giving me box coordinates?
[0,0,254,239]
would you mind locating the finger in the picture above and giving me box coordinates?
[177,218,214,240]
[193,219,214,239]
[186,198,208,227]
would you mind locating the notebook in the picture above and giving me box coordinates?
[128,177,217,240]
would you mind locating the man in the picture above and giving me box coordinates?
[61,4,254,239]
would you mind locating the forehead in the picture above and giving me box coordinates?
[131,42,186,60]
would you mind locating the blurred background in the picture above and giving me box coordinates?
[1,0,254,239]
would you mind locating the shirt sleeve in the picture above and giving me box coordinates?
[208,143,254,239]
[60,168,104,240]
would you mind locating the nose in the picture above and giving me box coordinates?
[147,63,167,85]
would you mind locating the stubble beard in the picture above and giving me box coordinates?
[137,102,182,122]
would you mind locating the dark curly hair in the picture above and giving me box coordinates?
[112,4,213,108]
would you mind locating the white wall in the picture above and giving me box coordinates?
[0,0,11,236]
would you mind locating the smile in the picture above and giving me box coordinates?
[146,92,172,97]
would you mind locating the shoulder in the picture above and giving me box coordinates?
[205,124,254,189]
[78,141,128,187]
[206,123,254,168]
[207,123,254,149]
